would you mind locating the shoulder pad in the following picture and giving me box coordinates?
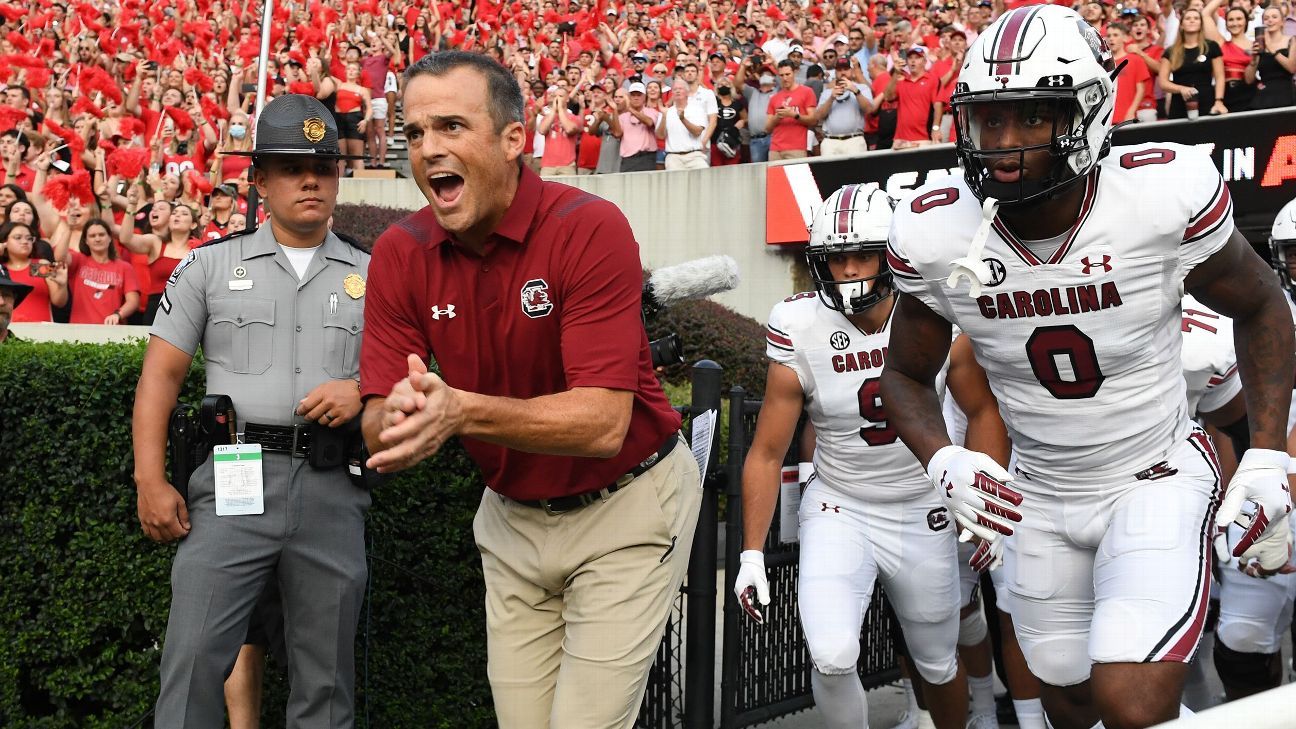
[196,228,254,249]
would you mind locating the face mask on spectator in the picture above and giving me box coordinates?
[717,85,731,96]
[230,124,247,139]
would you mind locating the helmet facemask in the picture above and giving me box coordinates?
[1270,237,1296,295]
[806,246,893,315]
[953,79,1111,207]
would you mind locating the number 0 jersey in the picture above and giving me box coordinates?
[888,143,1234,486]
[766,293,946,501]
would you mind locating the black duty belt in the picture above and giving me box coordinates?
[242,422,313,457]
[515,433,682,515]
[749,132,769,138]
[826,133,863,140]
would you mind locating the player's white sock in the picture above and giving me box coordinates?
[1178,704,1195,717]
[1013,698,1046,729]
[901,678,919,715]
[810,669,868,729]
[915,708,936,729]
[969,673,995,716]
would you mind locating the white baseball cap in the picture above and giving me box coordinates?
[627,81,647,94]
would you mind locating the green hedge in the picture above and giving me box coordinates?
[0,340,493,728]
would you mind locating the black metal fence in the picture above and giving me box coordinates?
[636,366,900,729]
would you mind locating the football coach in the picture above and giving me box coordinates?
[358,51,702,729]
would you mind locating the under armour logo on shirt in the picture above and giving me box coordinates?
[431,304,457,320]
[1081,255,1112,274]
[820,502,840,513]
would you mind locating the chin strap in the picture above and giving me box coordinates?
[946,196,999,298]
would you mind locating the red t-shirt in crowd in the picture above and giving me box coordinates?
[67,251,140,324]
[218,154,252,184]
[6,263,53,322]
[163,147,208,178]
[1,164,36,192]
[540,110,580,167]
[1113,54,1152,121]
[361,53,390,95]
[1131,44,1164,109]
[577,112,602,170]
[767,84,817,152]
[359,166,681,501]
[894,72,940,142]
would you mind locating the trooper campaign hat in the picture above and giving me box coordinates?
[226,94,365,159]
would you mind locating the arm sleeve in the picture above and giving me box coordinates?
[1179,147,1235,273]
[557,199,645,391]
[359,231,429,400]
[149,249,209,356]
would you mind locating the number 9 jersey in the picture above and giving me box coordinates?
[766,292,948,502]
[887,142,1234,488]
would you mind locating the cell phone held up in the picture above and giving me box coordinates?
[50,144,72,174]
[29,260,54,278]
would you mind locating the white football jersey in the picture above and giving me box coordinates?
[766,293,946,501]
[888,142,1234,486]
[1180,294,1240,417]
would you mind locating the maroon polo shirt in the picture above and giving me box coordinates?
[361,165,681,501]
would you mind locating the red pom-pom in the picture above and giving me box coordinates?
[41,174,70,210]
[199,95,229,123]
[163,105,196,136]
[765,6,785,20]
[287,80,316,95]
[647,4,670,18]
[6,31,30,52]
[106,146,149,179]
[0,105,27,133]
[186,169,213,195]
[25,67,50,89]
[117,116,146,140]
[183,66,215,93]
[71,96,105,119]
[0,4,26,22]
[78,65,125,105]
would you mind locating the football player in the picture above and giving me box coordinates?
[879,6,1295,728]
[734,184,1011,729]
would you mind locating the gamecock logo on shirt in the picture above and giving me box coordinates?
[520,278,554,318]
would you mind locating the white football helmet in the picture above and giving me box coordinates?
[806,184,894,314]
[1270,197,1296,294]
[951,5,1117,205]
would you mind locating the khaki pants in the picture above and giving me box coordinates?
[768,149,808,161]
[819,135,867,158]
[540,165,577,177]
[473,442,702,729]
[663,150,709,170]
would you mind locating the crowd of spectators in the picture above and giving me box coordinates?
[0,0,1293,328]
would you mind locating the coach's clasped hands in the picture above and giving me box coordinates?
[1216,448,1295,576]
[366,354,464,473]
[733,550,770,624]
[927,445,1023,570]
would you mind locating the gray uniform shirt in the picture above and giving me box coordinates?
[151,223,370,430]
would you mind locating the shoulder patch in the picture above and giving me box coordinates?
[166,250,199,288]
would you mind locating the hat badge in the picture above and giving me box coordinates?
[303,117,327,143]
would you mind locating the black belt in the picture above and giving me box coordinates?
[750,132,769,138]
[826,133,863,140]
[243,422,313,457]
[515,434,681,515]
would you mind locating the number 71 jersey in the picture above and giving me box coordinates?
[887,142,1234,487]
[766,292,946,502]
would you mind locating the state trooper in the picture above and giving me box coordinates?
[131,94,372,728]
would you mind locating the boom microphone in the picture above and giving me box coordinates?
[644,255,741,314]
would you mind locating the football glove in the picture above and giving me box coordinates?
[1216,448,1294,573]
[733,549,770,624]
[927,445,1024,543]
